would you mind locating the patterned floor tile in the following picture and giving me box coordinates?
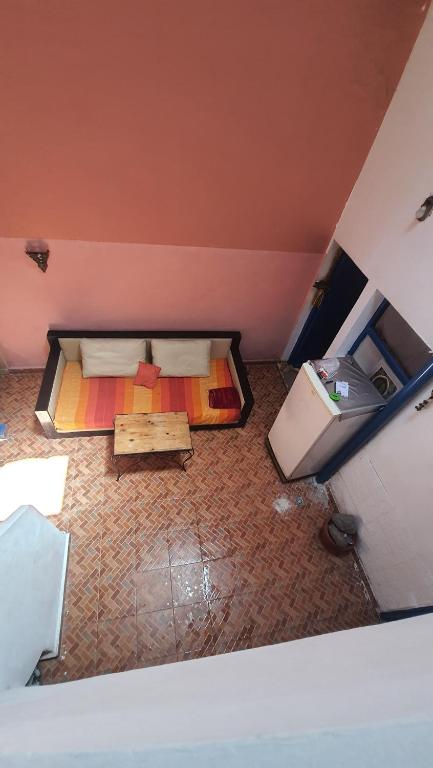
[168,525,202,566]
[1,364,378,684]
[135,496,199,529]
[203,557,240,601]
[102,472,141,507]
[102,503,137,538]
[63,580,99,623]
[233,548,279,595]
[134,501,171,534]
[51,512,71,533]
[174,601,215,659]
[137,608,176,664]
[187,492,231,526]
[171,562,206,607]
[96,616,137,675]
[71,475,105,508]
[209,594,264,654]
[98,569,136,620]
[137,654,178,670]
[136,567,173,613]
[100,529,136,576]
[198,523,233,561]
[136,529,170,571]
[67,533,101,582]
[40,617,98,684]
[64,535,100,623]
[68,504,103,539]
[120,457,202,503]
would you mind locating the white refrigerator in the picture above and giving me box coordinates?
[268,357,385,481]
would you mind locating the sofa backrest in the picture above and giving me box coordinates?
[58,337,232,362]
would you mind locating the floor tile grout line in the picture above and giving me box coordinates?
[74,439,99,676]
[132,505,139,665]
[165,545,177,662]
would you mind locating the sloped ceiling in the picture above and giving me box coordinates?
[0,0,428,251]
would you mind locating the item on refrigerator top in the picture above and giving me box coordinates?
[317,367,331,381]
[335,381,349,398]
[313,359,339,380]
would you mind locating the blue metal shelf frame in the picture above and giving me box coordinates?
[348,297,409,384]
[348,298,389,355]
[364,328,409,384]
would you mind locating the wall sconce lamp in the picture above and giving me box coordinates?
[415,195,433,222]
[25,240,49,272]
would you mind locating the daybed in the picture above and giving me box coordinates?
[35,330,254,438]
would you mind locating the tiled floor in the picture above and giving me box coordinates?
[0,364,378,684]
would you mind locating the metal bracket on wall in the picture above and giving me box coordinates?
[415,390,433,411]
[25,241,49,272]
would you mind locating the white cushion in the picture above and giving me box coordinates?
[80,338,147,378]
[151,339,211,377]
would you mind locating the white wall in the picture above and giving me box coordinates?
[326,7,433,611]
[330,381,433,611]
[334,6,433,349]
[0,615,433,766]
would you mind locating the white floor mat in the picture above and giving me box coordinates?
[0,456,69,522]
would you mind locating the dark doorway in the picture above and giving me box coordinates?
[289,249,368,367]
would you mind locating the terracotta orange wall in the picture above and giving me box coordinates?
[0,238,321,367]
[0,1,428,367]
[0,0,427,252]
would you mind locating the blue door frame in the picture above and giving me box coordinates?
[289,251,368,368]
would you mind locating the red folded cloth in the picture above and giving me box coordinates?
[209,386,241,409]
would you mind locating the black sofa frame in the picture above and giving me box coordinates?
[35,329,254,438]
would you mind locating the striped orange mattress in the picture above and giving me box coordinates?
[54,359,241,431]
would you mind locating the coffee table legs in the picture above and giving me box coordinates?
[112,448,194,480]
[181,448,194,471]
[111,455,122,482]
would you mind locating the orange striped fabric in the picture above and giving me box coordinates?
[54,359,241,431]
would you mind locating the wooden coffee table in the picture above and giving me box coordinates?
[112,412,194,481]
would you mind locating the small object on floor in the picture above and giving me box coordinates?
[328,523,353,548]
[319,516,357,556]
[273,495,292,515]
[295,495,304,507]
[331,512,358,536]
[0,455,69,521]
[0,423,8,441]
